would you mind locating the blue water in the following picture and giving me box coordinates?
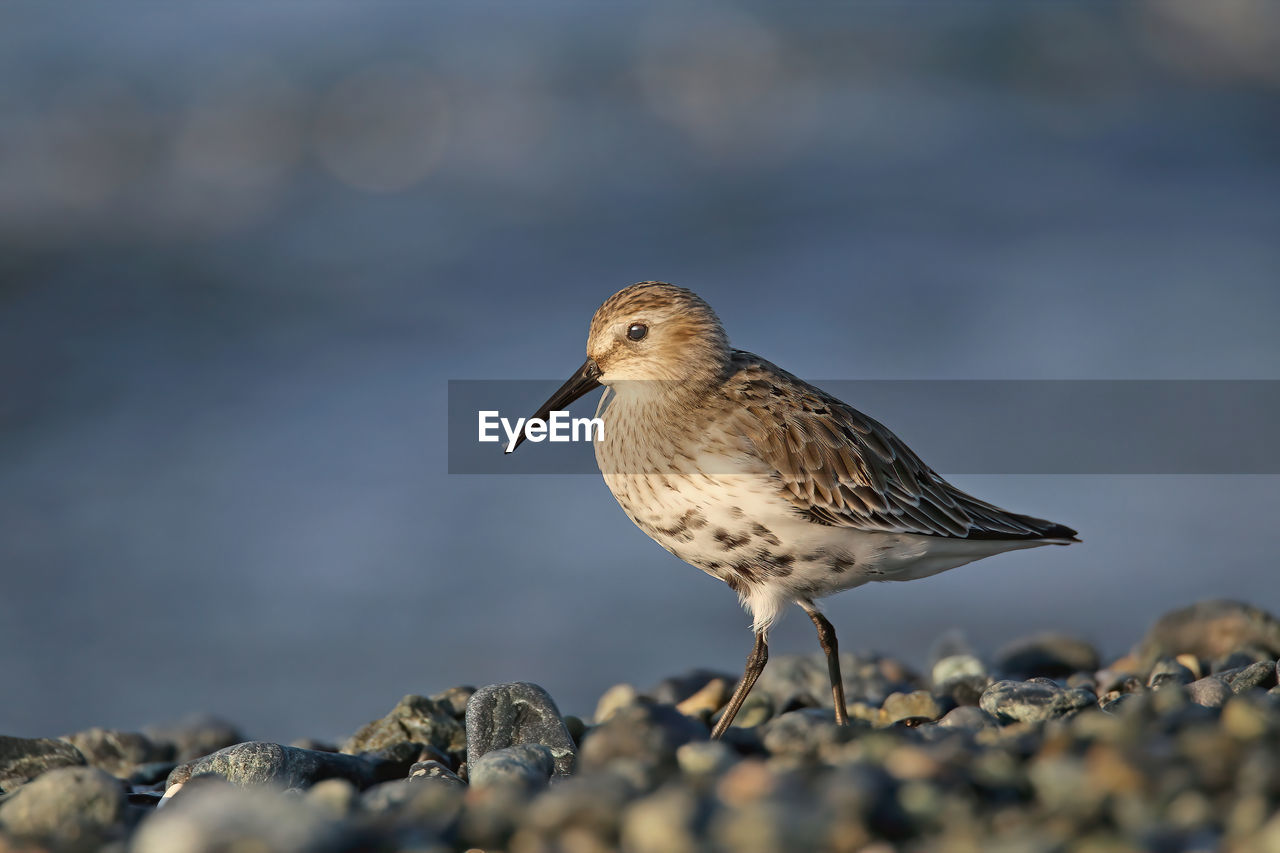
[2,3,1278,743]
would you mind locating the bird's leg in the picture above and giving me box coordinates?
[710,631,769,739]
[804,605,849,726]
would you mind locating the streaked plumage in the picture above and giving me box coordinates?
[514,281,1078,737]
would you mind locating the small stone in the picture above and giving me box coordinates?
[996,634,1100,679]
[430,685,476,719]
[753,653,917,713]
[164,742,381,795]
[578,701,706,777]
[979,679,1097,723]
[620,784,701,853]
[466,682,577,777]
[1222,696,1270,739]
[0,766,126,850]
[304,777,357,817]
[1138,600,1280,664]
[931,654,987,687]
[133,782,351,853]
[675,740,737,777]
[880,691,943,725]
[143,715,244,764]
[1223,660,1278,694]
[0,736,86,791]
[468,744,555,793]
[594,683,640,724]
[342,694,466,762]
[1175,654,1204,679]
[63,728,172,778]
[648,668,737,705]
[409,760,465,786]
[1148,658,1195,689]
[675,678,730,718]
[936,706,997,730]
[1186,676,1232,708]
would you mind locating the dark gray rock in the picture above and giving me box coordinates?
[64,728,173,778]
[996,634,1100,679]
[409,759,465,786]
[343,694,467,763]
[133,783,357,853]
[1137,601,1280,665]
[1222,660,1278,693]
[0,735,86,791]
[465,682,576,777]
[0,766,127,850]
[980,679,1097,723]
[1186,676,1232,708]
[1147,659,1196,689]
[164,742,382,793]
[144,716,245,764]
[469,744,555,792]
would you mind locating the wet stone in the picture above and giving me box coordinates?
[165,742,382,793]
[0,736,86,791]
[465,682,576,777]
[980,679,1097,723]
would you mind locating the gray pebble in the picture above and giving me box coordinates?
[409,759,465,786]
[0,766,126,850]
[936,705,998,730]
[133,782,354,853]
[164,742,381,794]
[465,682,576,777]
[980,680,1097,723]
[1148,658,1195,688]
[468,743,555,792]
[342,694,466,762]
[1186,676,1232,709]
[0,735,86,791]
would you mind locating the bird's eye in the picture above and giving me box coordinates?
[627,323,648,341]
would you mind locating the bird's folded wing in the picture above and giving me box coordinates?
[724,352,1051,540]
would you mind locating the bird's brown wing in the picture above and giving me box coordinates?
[722,351,1075,541]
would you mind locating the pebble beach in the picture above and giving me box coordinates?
[3,599,1280,852]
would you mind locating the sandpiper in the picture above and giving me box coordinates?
[510,282,1078,738]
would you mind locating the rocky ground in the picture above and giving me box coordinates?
[3,600,1280,853]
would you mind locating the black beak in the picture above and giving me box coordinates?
[506,358,602,453]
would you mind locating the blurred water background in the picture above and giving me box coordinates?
[2,2,1279,743]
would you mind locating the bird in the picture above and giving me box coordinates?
[509,282,1078,738]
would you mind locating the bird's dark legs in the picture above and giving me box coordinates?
[710,631,769,739]
[804,606,849,726]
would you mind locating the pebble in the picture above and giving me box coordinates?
[1222,660,1278,694]
[0,736,86,791]
[342,694,466,763]
[675,677,730,719]
[63,728,171,778]
[163,742,382,795]
[593,683,640,724]
[1138,599,1280,664]
[1147,658,1196,688]
[753,652,918,713]
[979,679,1097,723]
[143,715,244,765]
[465,682,577,777]
[132,781,355,853]
[577,700,706,778]
[1185,676,1233,708]
[995,633,1101,679]
[409,759,466,786]
[879,691,943,725]
[0,766,126,850]
[468,744,556,792]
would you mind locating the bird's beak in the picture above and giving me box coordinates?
[506,357,602,453]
